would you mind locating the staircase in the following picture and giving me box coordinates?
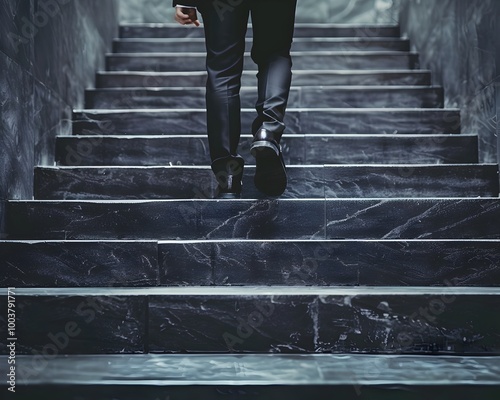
[2,20,500,399]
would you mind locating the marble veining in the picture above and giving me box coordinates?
[54,133,478,166]
[34,164,498,200]
[400,0,499,164]
[71,109,461,135]
[1,290,498,355]
[114,37,411,53]
[106,52,417,72]
[0,240,159,287]
[0,0,120,204]
[96,70,433,88]
[8,353,500,385]
[6,199,500,240]
[0,52,36,200]
[0,295,147,355]
[86,86,443,109]
[326,198,500,239]
[158,240,500,287]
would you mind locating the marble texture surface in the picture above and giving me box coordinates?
[119,0,401,24]
[119,24,401,39]
[0,240,159,287]
[1,287,499,356]
[0,52,36,200]
[6,199,500,240]
[0,0,120,211]
[5,200,327,240]
[148,295,316,353]
[0,294,147,354]
[399,0,499,165]
[114,37,411,53]
[96,70,433,88]
[316,294,500,354]
[106,52,418,72]
[4,288,498,355]
[33,165,499,200]
[55,134,479,167]
[0,0,33,70]
[71,109,461,135]
[1,239,499,288]
[86,86,443,109]
[6,353,500,385]
[159,240,500,287]
[325,199,500,239]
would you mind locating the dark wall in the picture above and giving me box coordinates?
[399,0,499,165]
[0,0,120,236]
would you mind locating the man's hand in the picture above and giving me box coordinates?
[175,7,200,27]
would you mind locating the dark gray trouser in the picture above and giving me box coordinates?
[197,0,297,172]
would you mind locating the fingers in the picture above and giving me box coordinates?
[175,7,200,27]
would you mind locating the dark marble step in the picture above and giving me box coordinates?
[106,52,419,72]
[1,287,500,355]
[160,239,500,287]
[34,165,499,200]
[6,199,500,240]
[96,70,433,88]
[85,86,444,109]
[0,240,159,287]
[7,386,500,400]
[2,240,499,287]
[6,354,500,399]
[119,23,401,39]
[113,37,411,53]
[56,134,478,167]
[72,109,461,135]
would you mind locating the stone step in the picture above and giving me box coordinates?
[85,86,444,109]
[113,37,411,53]
[96,70,433,88]
[4,239,498,287]
[1,287,500,354]
[34,165,499,200]
[56,134,479,167]
[6,199,500,240]
[119,23,402,39]
[6,354,500,400]
[106,51,419,72]
[0,240,159,288]
[72,109,461,135]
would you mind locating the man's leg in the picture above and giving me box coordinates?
[198,1,250,196]
[249,0,297,196]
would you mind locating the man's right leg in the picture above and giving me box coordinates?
[198,1,250,198]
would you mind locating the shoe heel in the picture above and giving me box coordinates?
[250,141,280,158]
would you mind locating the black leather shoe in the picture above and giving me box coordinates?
[212,156,244,199]
[250,128,287,196]
[215,174,242,199]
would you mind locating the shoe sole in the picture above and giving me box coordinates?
[250,141,287,197]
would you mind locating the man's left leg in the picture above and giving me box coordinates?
[249,0,297,196]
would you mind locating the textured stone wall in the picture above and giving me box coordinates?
[120,0,401,24]
[400,0,499,165]
[0,0,120,236]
